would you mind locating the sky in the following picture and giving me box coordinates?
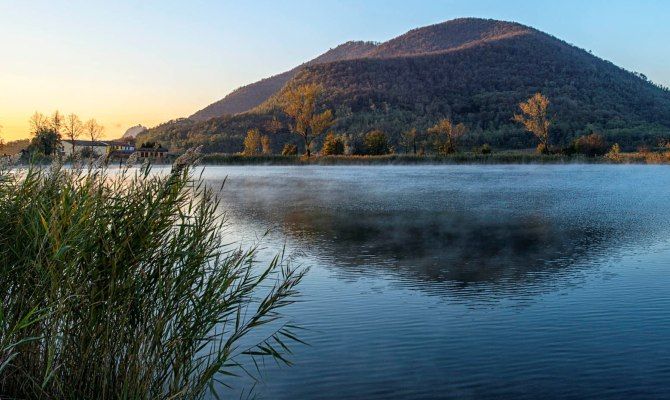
[1,0,669,141]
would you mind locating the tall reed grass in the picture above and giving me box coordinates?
[0,157,305,399]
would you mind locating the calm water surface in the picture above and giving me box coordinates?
[203,165,670,399]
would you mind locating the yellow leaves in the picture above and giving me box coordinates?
[310,110,334,136]
[428,118,468,155]
[282,84,323,137]
[281,83,335,157]
[514,93,551,148]
[242,129,262,156]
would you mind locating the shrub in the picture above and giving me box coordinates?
[364,130,390,155]
[479,144,492,155]
[321,132,345,156]
[606,143,621,161]
[281,143,298,156]
[0,160,305,399]
[572,133,609,156]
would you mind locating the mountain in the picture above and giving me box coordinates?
[189,41,378,121]
[122,125,147,139]
[140,18,670,153]
[366,18,533,58]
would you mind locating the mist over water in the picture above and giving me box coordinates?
[203,165,670,399]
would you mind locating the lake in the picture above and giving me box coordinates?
[202,165,670,399]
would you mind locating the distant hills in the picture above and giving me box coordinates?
[122,125,147,139]
[140,18,670,153]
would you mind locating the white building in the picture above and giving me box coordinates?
[61,140,109,157]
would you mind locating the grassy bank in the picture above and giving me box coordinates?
[201,151,670,165]
[0,159,305,399]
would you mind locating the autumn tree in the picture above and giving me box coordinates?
[64,113,83,154]
[242,129,262,156]
[399,128,419,154]
[428,119,467,155]
[364,130,390,155]
[282,84,334,157]
[514,93,552,154]
[84,119,104,154]
[261,135,272,155]
[321,132,345,156]
[281,143,298,156]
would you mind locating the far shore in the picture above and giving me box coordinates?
[199,152,670,166]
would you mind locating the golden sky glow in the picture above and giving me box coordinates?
[2,1,668,142]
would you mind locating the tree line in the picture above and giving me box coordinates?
[239,84,616,158]
[24,111,105,156]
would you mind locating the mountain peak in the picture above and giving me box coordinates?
[367,18,534,58]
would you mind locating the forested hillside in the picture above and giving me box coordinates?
[189,41,378,121]
[140,18,670,153]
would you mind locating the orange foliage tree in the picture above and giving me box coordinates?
[514,93,552,153]
[281,84,334,157]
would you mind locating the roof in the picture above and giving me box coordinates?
[136,146,168,152]
[63,139,109,147]
[108,141,135,147]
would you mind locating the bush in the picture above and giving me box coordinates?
[572,133,609,157]
[321,132,345,156]
[0,160,305,399]
[364,129,390,155]
[606,143,621,161]
[281,143,298,156]
[479,144,492,155]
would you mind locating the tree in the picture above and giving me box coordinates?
[64,113,83,155]
[29,127,61,156]
[364,130,390,155]
[242,129,262,156]
[281,84,334,157]
[399,128,419,154]
[281,143,298,156]
[514,93,552,153]
[428,119,467,155]
[50,110,64,134]
[321,132,345,156]
[84,119,104,154]
[29,112,49,134]
[261,135,272,155]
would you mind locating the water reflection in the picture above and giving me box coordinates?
[208,165,669,296]
[201,165,670,400]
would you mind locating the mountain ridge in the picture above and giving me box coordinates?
[140,18,670,153]
[189,41,378,121]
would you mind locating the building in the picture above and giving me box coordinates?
[61,140,109,157]
[136,144,168,160]
[107,141,136,158]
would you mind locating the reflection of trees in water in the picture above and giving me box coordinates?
[215,174,649,297]
[281,207,617,291]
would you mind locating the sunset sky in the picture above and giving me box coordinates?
[1,0,668,141]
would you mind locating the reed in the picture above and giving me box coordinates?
[0,158,305,399]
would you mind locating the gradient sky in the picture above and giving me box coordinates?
[1,0,668,141]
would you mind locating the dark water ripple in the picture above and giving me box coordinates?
[200,165,670,399]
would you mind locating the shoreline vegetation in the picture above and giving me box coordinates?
[0,153,305,399]
[199,151,670,165]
